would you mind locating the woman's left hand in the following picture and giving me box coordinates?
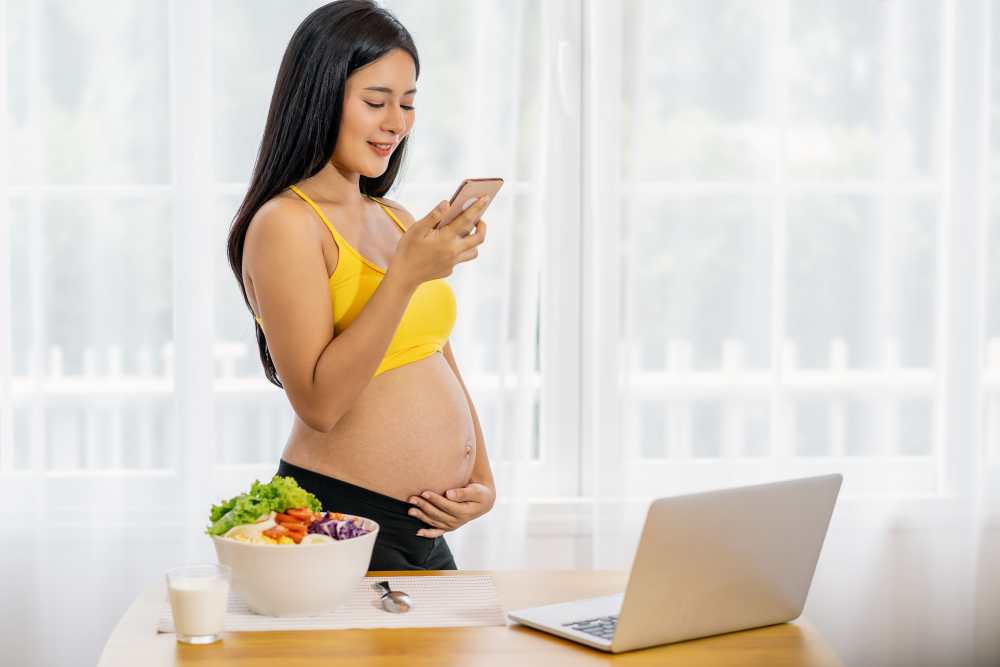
[408,481,496,538]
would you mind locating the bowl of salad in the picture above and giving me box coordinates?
[206,475,378,617]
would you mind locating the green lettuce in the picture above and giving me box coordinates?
[206,475,322,536]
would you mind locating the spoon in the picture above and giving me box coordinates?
[376,580,412,613]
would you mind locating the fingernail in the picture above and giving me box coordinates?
[422,492,430,499]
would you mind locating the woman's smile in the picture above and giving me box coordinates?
[368,141,394,157]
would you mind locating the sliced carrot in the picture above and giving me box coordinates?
[262,525,289,540]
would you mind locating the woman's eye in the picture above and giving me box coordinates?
[365,101,415,111]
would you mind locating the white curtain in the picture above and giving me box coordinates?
[584,2,1000,667]
[1,1,998,666]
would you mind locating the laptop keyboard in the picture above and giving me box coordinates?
[562,614,618,640]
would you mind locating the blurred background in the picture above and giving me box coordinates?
[1,0,999,665]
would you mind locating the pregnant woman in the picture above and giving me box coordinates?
[225,0,494,570]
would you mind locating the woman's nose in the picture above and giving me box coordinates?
[383,107,406,134]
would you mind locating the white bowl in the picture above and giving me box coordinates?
[211,515,379,617]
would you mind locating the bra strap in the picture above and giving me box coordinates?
[366,195,408,232]
[288,185,347,244]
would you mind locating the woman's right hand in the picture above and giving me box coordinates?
[388,196,489,288]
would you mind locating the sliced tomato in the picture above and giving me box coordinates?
[286,507,313,522]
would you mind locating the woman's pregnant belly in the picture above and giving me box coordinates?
[281,351,477,503]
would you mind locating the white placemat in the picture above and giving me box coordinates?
[157,575,507,632]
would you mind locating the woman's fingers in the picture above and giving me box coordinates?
[455,247,479,263]
[452,196,491,236]
[408,493,461,528]
[408,497,454,524]
[409,506,449,529]
[454,220,486,263]
[461,218,486,244]
[417,528,446,538]
[441,199,489,239]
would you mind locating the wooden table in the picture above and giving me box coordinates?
[99,570,843,666]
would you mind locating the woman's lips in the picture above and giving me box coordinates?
[368,141,392,157]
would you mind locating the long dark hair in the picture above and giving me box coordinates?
[226,0,419,388]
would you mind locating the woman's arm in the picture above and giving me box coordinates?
[243,197,419,432]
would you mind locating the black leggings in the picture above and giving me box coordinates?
[274,459,458,571]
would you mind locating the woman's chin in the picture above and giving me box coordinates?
[362,163,389,178]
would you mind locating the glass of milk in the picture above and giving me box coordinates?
[165,563,231,644]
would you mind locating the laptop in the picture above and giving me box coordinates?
[507,473,842,653]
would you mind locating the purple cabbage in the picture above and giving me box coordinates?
[307,513,371,541]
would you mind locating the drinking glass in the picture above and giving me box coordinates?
[165,563,231,644]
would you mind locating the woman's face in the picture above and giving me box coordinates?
[334,48,417,177]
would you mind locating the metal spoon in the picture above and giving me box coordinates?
[375,580,412,613]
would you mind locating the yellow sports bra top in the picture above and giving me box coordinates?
[254,184,457,378]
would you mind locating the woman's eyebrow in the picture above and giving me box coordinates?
[364,86,417,94]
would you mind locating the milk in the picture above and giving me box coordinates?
[168,576,229,638]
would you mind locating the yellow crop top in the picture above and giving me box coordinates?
[254,185,457,378]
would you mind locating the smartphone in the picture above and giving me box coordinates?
[434,177,504,231]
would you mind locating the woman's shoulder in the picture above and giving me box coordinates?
[250,191,308,229]
[246,190,329,252]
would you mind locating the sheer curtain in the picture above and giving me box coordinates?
[585,1,1000,666]
[0,1,560,664]
[2,1,999,667]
